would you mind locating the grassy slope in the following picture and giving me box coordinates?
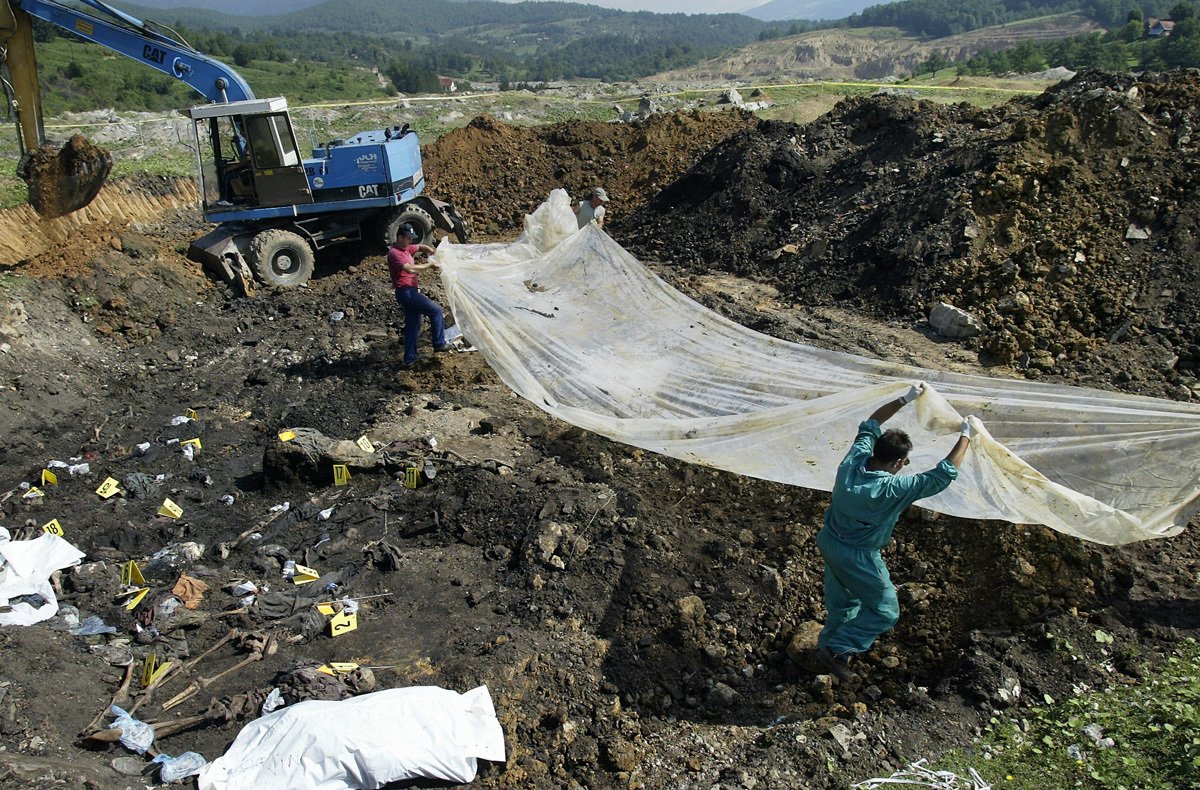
[31,38,390,116]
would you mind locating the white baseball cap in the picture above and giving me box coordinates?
[592,187,609,202]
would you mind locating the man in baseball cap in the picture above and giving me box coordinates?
[573,186,610,229]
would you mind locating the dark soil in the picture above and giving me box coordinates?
[619,69,1200,402]
[0,71,1198,790]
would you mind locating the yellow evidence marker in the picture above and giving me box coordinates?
[123,587,149,610]
[157,498,183,519]
[292,564,320,585]
[278,429,296,442]
[41,519,63,536]
[333,464,351,486]
[120,560,146,587]
[96,477,121,498]
[329,609,358,637]
[41,469,58,486]
[141,653,173,687]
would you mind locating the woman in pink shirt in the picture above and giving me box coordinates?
[387,224,452,368]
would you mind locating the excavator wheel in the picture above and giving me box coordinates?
[21,134,114,219]
[248,229,315,288]
[378,205,434,248]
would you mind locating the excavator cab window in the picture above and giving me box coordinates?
[244,114,300,169]
[190,101,313,213]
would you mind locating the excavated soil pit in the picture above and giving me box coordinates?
[0,73,1197,789]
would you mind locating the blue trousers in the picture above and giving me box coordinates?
[816,527,900,656]
[395,287,446,364]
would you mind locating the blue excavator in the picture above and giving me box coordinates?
[0,0,469,287]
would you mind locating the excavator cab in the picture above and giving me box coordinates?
[189,98,313,214]
[1,0,112,217]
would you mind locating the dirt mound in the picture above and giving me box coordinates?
[619,70,1200,401]
[423,108,759,237]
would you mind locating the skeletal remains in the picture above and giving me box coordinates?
[81,628,278,744]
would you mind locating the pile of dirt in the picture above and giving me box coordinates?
[618,69,1200,401]
[0,73,1198,790]
[422,108,759,238]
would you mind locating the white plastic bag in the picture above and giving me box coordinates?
[0,533,85,626]
[155,751,208,782]
[199,686,505,790]
[109,705,154,754]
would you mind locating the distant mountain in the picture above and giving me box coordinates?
[112,0,325,14]
[745,0,881,21]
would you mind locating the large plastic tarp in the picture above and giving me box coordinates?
[435,190,1200,546]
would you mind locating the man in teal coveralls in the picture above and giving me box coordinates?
[817,383,972,682]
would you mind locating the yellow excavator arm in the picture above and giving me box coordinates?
[0,0,44,152]
[1,0,112,217]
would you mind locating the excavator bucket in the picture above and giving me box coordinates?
[18,134,114,219]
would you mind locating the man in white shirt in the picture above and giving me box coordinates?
[574,187,609,228]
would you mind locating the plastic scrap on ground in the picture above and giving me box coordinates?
[853,759,991,789]
[108,704,154,754]
[154,751,209,783]
[197,685,506,789]
[0,532,86,626]
[435,189,1200,545]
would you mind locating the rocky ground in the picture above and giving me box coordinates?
[1,70,1199,789]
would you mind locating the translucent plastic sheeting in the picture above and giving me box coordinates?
[436,190,1200,545]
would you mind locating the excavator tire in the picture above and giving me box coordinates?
[248,229,315,288]
[21,134,113,219]
[378,205,434,248]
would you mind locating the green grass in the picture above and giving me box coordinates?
[936,638,1200,789]
[28,37,392,116]
[110,150,195,180]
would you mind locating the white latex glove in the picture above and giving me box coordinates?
[899,382,925,405]
[960,417,973,439]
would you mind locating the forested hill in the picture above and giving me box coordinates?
[845,0,1187,36]
[109,0,777,82]
[114,0,773,40]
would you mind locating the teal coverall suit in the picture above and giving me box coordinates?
[817,419,958,657]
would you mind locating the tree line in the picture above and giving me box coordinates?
[913,2,1200,76]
